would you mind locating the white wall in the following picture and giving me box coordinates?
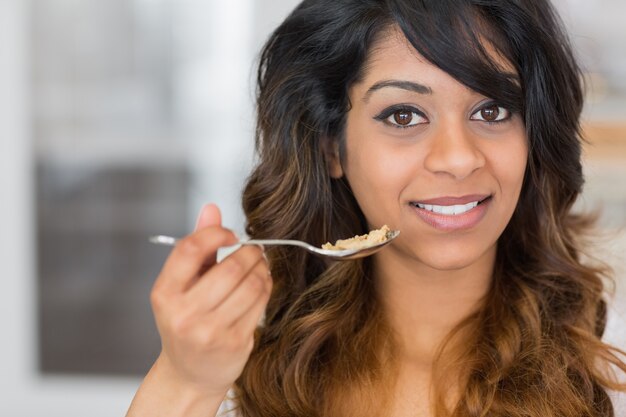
[0,0,34,407]
[1,2,139,415]
[174,0,256,235]
[0,0,299,415]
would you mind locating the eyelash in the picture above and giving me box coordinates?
[373,105,426,129]
[373,102,514,129]
[471,102,513,125]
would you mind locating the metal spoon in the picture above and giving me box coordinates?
[149,230,400,261]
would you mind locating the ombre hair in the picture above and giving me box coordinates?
[237,0,626,416]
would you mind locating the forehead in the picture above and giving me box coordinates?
[361,28,431,80]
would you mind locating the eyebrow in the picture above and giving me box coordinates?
[362,80,433,102]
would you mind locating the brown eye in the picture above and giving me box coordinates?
[471,103,510,123]
[481,105,500,122]
[375,106,426,128]
[393,110,414,126]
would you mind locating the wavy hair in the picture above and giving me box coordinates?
[237,0,626,415]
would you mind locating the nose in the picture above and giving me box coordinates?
[423,121,486,180]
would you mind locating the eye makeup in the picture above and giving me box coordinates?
[373,104,428,129]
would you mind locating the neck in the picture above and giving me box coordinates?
[373,245,495,366]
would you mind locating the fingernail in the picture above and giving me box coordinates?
[194,205,208,230]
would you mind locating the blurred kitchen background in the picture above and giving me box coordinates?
[0,0,625,415]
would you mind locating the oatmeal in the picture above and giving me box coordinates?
[322,225,392,251]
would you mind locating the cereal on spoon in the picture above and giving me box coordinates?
[322,225,393,251]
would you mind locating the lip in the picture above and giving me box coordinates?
[409,195,492,232]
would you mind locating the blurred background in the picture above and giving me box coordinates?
[0,0,624,415]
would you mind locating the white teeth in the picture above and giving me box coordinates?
[415,201,479,215]
[441,205,454,215]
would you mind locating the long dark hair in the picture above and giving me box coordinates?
[238,0,626,416]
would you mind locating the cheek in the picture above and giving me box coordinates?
[504,144,527,188]
[344,133,419,223]
[345,144,402,197]
[344,111,422,181]
[345,134,419,191]
[489,138,528,203]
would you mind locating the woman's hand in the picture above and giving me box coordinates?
[127,204,272,416]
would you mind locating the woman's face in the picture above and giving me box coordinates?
[330,29,527,271]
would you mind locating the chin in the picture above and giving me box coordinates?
[415,245,493,272]
[424,256,478,272]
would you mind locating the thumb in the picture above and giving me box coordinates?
[193,203,224,273]
[194,203,222,231]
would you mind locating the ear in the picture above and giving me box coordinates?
[320,137,344,179]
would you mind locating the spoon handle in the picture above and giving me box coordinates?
[149,235,316,251]
[149,235,179,245]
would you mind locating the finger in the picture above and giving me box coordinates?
[229,272,272,335]
[156,226,238,294]
[191,283,270,358]
[194,203,224,274]
[194,203,222,231]
[183,245,266,311]
[211,259,271,328]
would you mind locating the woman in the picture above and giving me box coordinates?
[127,0,626,416]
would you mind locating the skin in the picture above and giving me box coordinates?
[327,28,528,416]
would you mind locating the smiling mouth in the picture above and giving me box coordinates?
[409,196,491,216]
